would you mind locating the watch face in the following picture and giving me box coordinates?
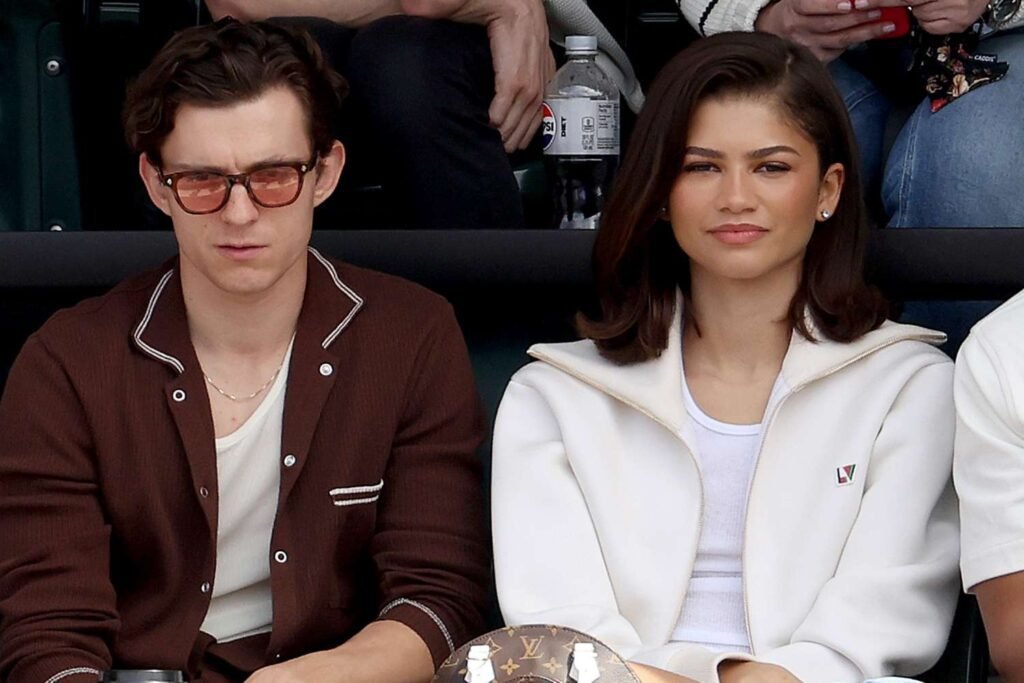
[991,0,1021,23]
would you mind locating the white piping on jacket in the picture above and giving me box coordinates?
[329,479,384,496]
[43,667,102,683]
[133,269,185,374]
[379,597,455,653]
[308,247,364,348]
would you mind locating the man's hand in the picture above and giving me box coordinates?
[245,650,343,683]
[244,620,434,683]
[719,661,803,683]
[908,0,988,34]
[755,0,899,61]
[403,0,556,151]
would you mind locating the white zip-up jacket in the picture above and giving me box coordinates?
[492,312,959,683]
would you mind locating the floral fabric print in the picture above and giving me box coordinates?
[913,23,1010,112]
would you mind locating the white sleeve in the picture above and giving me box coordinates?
[491,377,756,683]
[954,331,1024,590]
[491,378,646,650]
[757,361,960,681]
[676,0,775,35]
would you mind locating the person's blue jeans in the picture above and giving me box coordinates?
[830,29,1024,227]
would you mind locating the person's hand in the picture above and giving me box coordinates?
[245,651,340,683]
[908,0,988,34]
[719,660,803,683]
[629,662,700,682]
[403,0,556,151]
[755,0,901,61]
[485,0,557,151]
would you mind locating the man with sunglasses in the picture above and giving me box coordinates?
[0,19,488,683]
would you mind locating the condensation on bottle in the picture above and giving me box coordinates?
[542,35,620,230]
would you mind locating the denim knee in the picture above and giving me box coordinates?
[883,29,1024,227]
[829,57,890,198]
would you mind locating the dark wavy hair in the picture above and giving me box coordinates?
[578,31,888,364]
[123,17,348,166]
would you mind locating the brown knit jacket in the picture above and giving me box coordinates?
[0,249,490,683]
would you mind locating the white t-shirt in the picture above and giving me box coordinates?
[201,343,293,643]
[671,371,768,653]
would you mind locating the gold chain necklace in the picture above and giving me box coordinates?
[204,362,284,402]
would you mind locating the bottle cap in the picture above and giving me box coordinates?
[565,35,598,54]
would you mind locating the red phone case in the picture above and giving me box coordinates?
[872,6,912,39]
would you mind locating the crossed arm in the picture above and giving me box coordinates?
[205,0,554,151]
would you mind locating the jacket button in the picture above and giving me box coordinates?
[318,363,333,377]
[199,486,209,498]
[172,389,187,402]
[283,454,297,468]
[200,581,211,594]
[274,550,288,564]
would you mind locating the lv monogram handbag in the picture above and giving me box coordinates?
[433,624,640,683]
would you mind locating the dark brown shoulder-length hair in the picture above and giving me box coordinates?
[123,17,348,166]
[578,31,888,364]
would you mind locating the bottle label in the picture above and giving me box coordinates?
[542,98,619,156]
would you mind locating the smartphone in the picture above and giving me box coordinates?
[871,6,912,39]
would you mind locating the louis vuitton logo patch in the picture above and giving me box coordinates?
[519,635,546,660]
[835,464,857,487]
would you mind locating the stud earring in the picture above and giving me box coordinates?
[819,209,832,220]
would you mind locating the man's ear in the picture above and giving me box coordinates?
[312,140,346,208]
[139,153,173,217]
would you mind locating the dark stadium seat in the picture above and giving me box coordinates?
[0,0,83,232]
[920,593,990,683]
[0,0,207,232]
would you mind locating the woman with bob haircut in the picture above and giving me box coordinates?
[491,32,959,683]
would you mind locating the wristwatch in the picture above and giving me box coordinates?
[985,0,1021,26]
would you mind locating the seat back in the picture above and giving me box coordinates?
[0,0,82,232]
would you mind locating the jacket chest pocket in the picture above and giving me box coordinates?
[327,479,382,541]
[329,478,383,507]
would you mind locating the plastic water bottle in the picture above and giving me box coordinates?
[542,35,620,230]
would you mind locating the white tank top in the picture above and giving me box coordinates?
[671,371,764,653]
[200,341,293,643]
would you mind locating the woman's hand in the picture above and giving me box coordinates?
[908,0,989,33]
[719,660,803,682]
[755,0,898,62]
